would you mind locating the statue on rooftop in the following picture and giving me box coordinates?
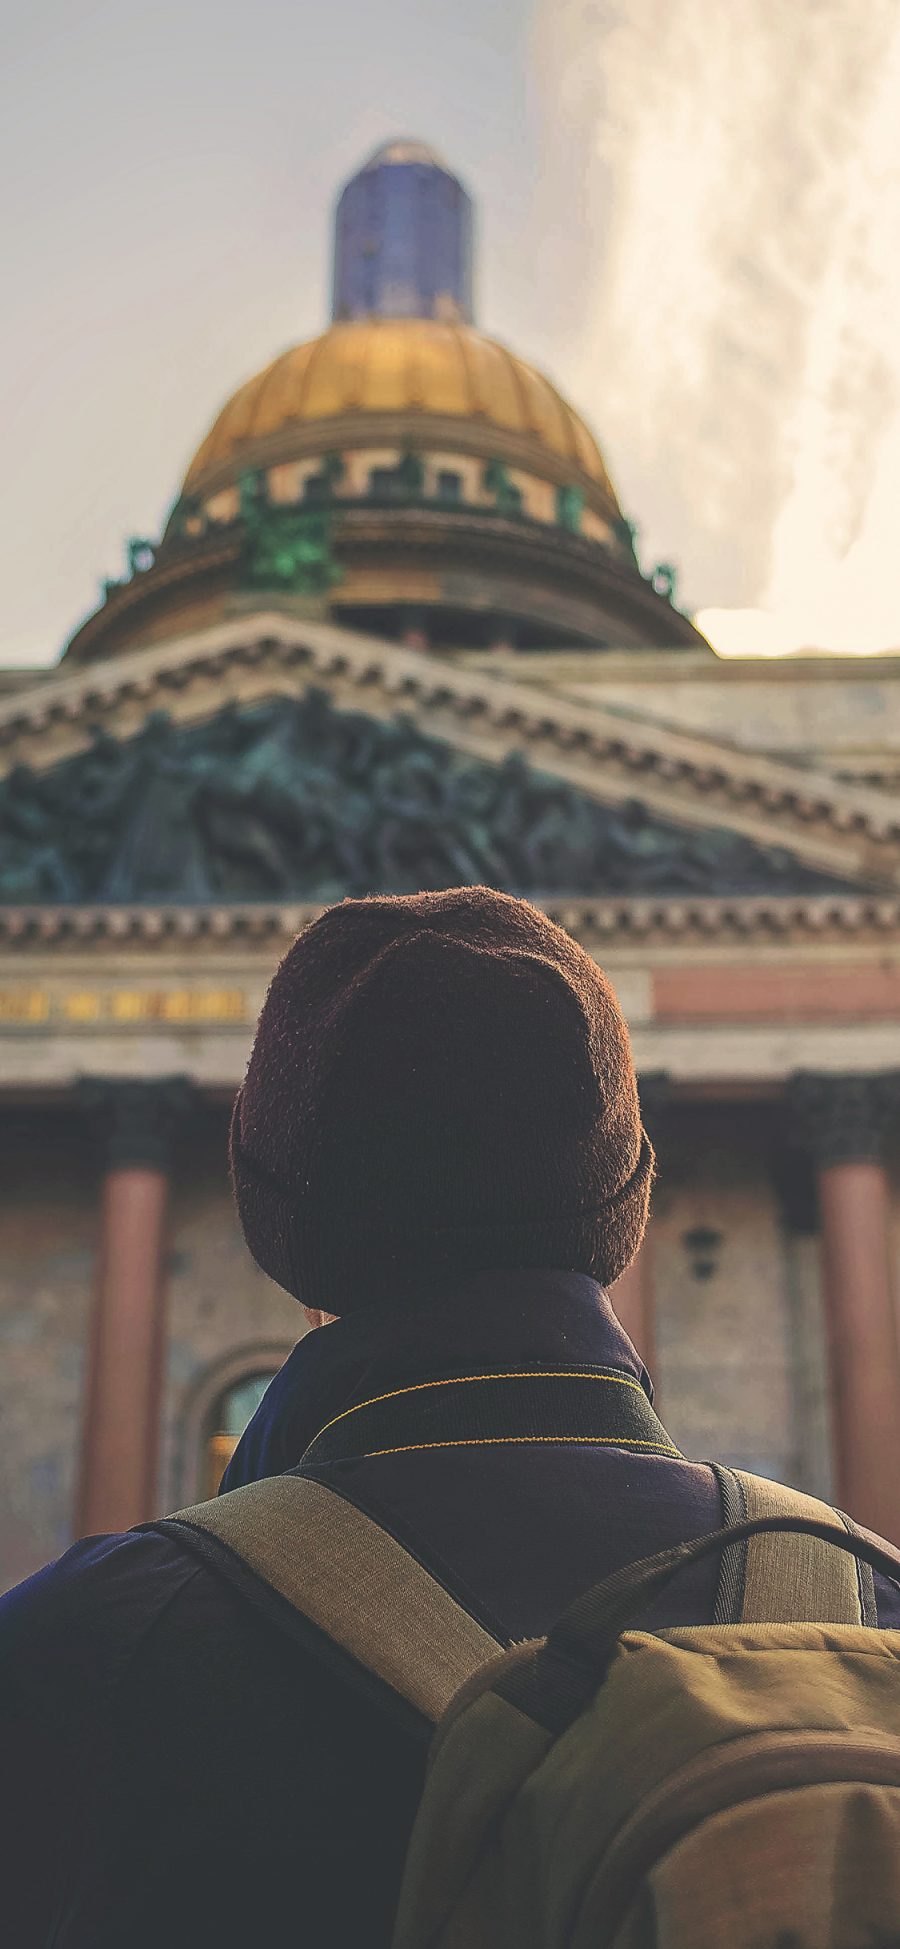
[239,472,342,595]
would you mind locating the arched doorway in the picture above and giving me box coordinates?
[203,1368,277,1499]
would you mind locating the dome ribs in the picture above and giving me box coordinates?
[180,323,614,497]
[184,368,264,488]
[451,322,480,418]
[267,343,316,431]
[503,349,537,443]
[297,329,340,419]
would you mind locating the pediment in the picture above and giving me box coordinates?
[1,613,898,903]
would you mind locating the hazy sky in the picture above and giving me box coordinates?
[539,0,900,656]
[4,0,900,665]
[4,0,547,666]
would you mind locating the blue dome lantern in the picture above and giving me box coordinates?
[331,138,474,325]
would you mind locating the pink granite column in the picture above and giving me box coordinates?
[612,1073,668,1384]
[75,1079,193,1537]
[401,609,430,651]
[793,1074,900,1543]
[612,1243,656,1375]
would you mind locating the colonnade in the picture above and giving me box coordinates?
[75,1072,900,1542]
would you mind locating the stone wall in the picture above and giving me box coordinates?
[0,1108,300,1593]
[159,1110,302,1509]
[463,648,900,780]
[0,1109,94,1590]
[648,1103,833,1495]
[579,671,900,774]
[7,1101,899,1595]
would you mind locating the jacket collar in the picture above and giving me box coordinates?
[219,1270,652,1494]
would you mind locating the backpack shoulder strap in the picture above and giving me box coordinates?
[723,1468,864,1624]
[166,1474,502,1722]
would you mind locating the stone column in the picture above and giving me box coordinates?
[771,1145,833,1500]
[75,1079,193,1537]
[611,1250,656,1372]
[791,1073,900,1542]
[611,1074,669,1380]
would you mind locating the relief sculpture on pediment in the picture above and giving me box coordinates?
[0,689,853,905]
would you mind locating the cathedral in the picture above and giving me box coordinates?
[2,139,899,1589]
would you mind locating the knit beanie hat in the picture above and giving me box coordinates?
[230,887,654,1313]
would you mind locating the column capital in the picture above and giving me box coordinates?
[77,1076,196,1171]
[789,1070,900,1170]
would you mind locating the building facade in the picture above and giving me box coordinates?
[2,143,900,1589]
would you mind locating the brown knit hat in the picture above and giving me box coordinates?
[230,887,654,1313]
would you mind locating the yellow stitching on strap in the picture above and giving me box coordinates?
[309,1368,649,1449]
[362,1433,680,1458]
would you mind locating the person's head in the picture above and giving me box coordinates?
[230,887,653,1316]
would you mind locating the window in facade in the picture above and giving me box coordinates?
[436,469,462,504]
[204,1371,275,1498]
[369,452,425,502]
[369,466,401,501]
[303,454,344,503]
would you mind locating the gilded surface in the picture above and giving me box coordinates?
[0,988,247,1030]
[182,320,619,503]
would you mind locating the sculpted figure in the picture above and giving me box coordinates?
[0,688,850,904]
[239,472,342,594]
[100,716,217,902]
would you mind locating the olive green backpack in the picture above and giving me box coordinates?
[168,1468,900,1949]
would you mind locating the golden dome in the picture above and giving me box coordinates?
[182,318,620,511]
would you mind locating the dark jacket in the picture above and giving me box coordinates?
[2,1269,898,1948]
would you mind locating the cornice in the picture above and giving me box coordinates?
[67,536,239,659]
[65,506,702,664]
[1,614,899,887]
[459,648,900,687]
[2,892,899,951]
[330,507,703,645]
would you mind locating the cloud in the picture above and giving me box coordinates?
[534,0,900,652]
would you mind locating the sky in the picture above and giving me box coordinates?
[3,0,900,666]
[537,0,900,657]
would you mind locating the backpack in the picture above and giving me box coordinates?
[164,1468,900,1949]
